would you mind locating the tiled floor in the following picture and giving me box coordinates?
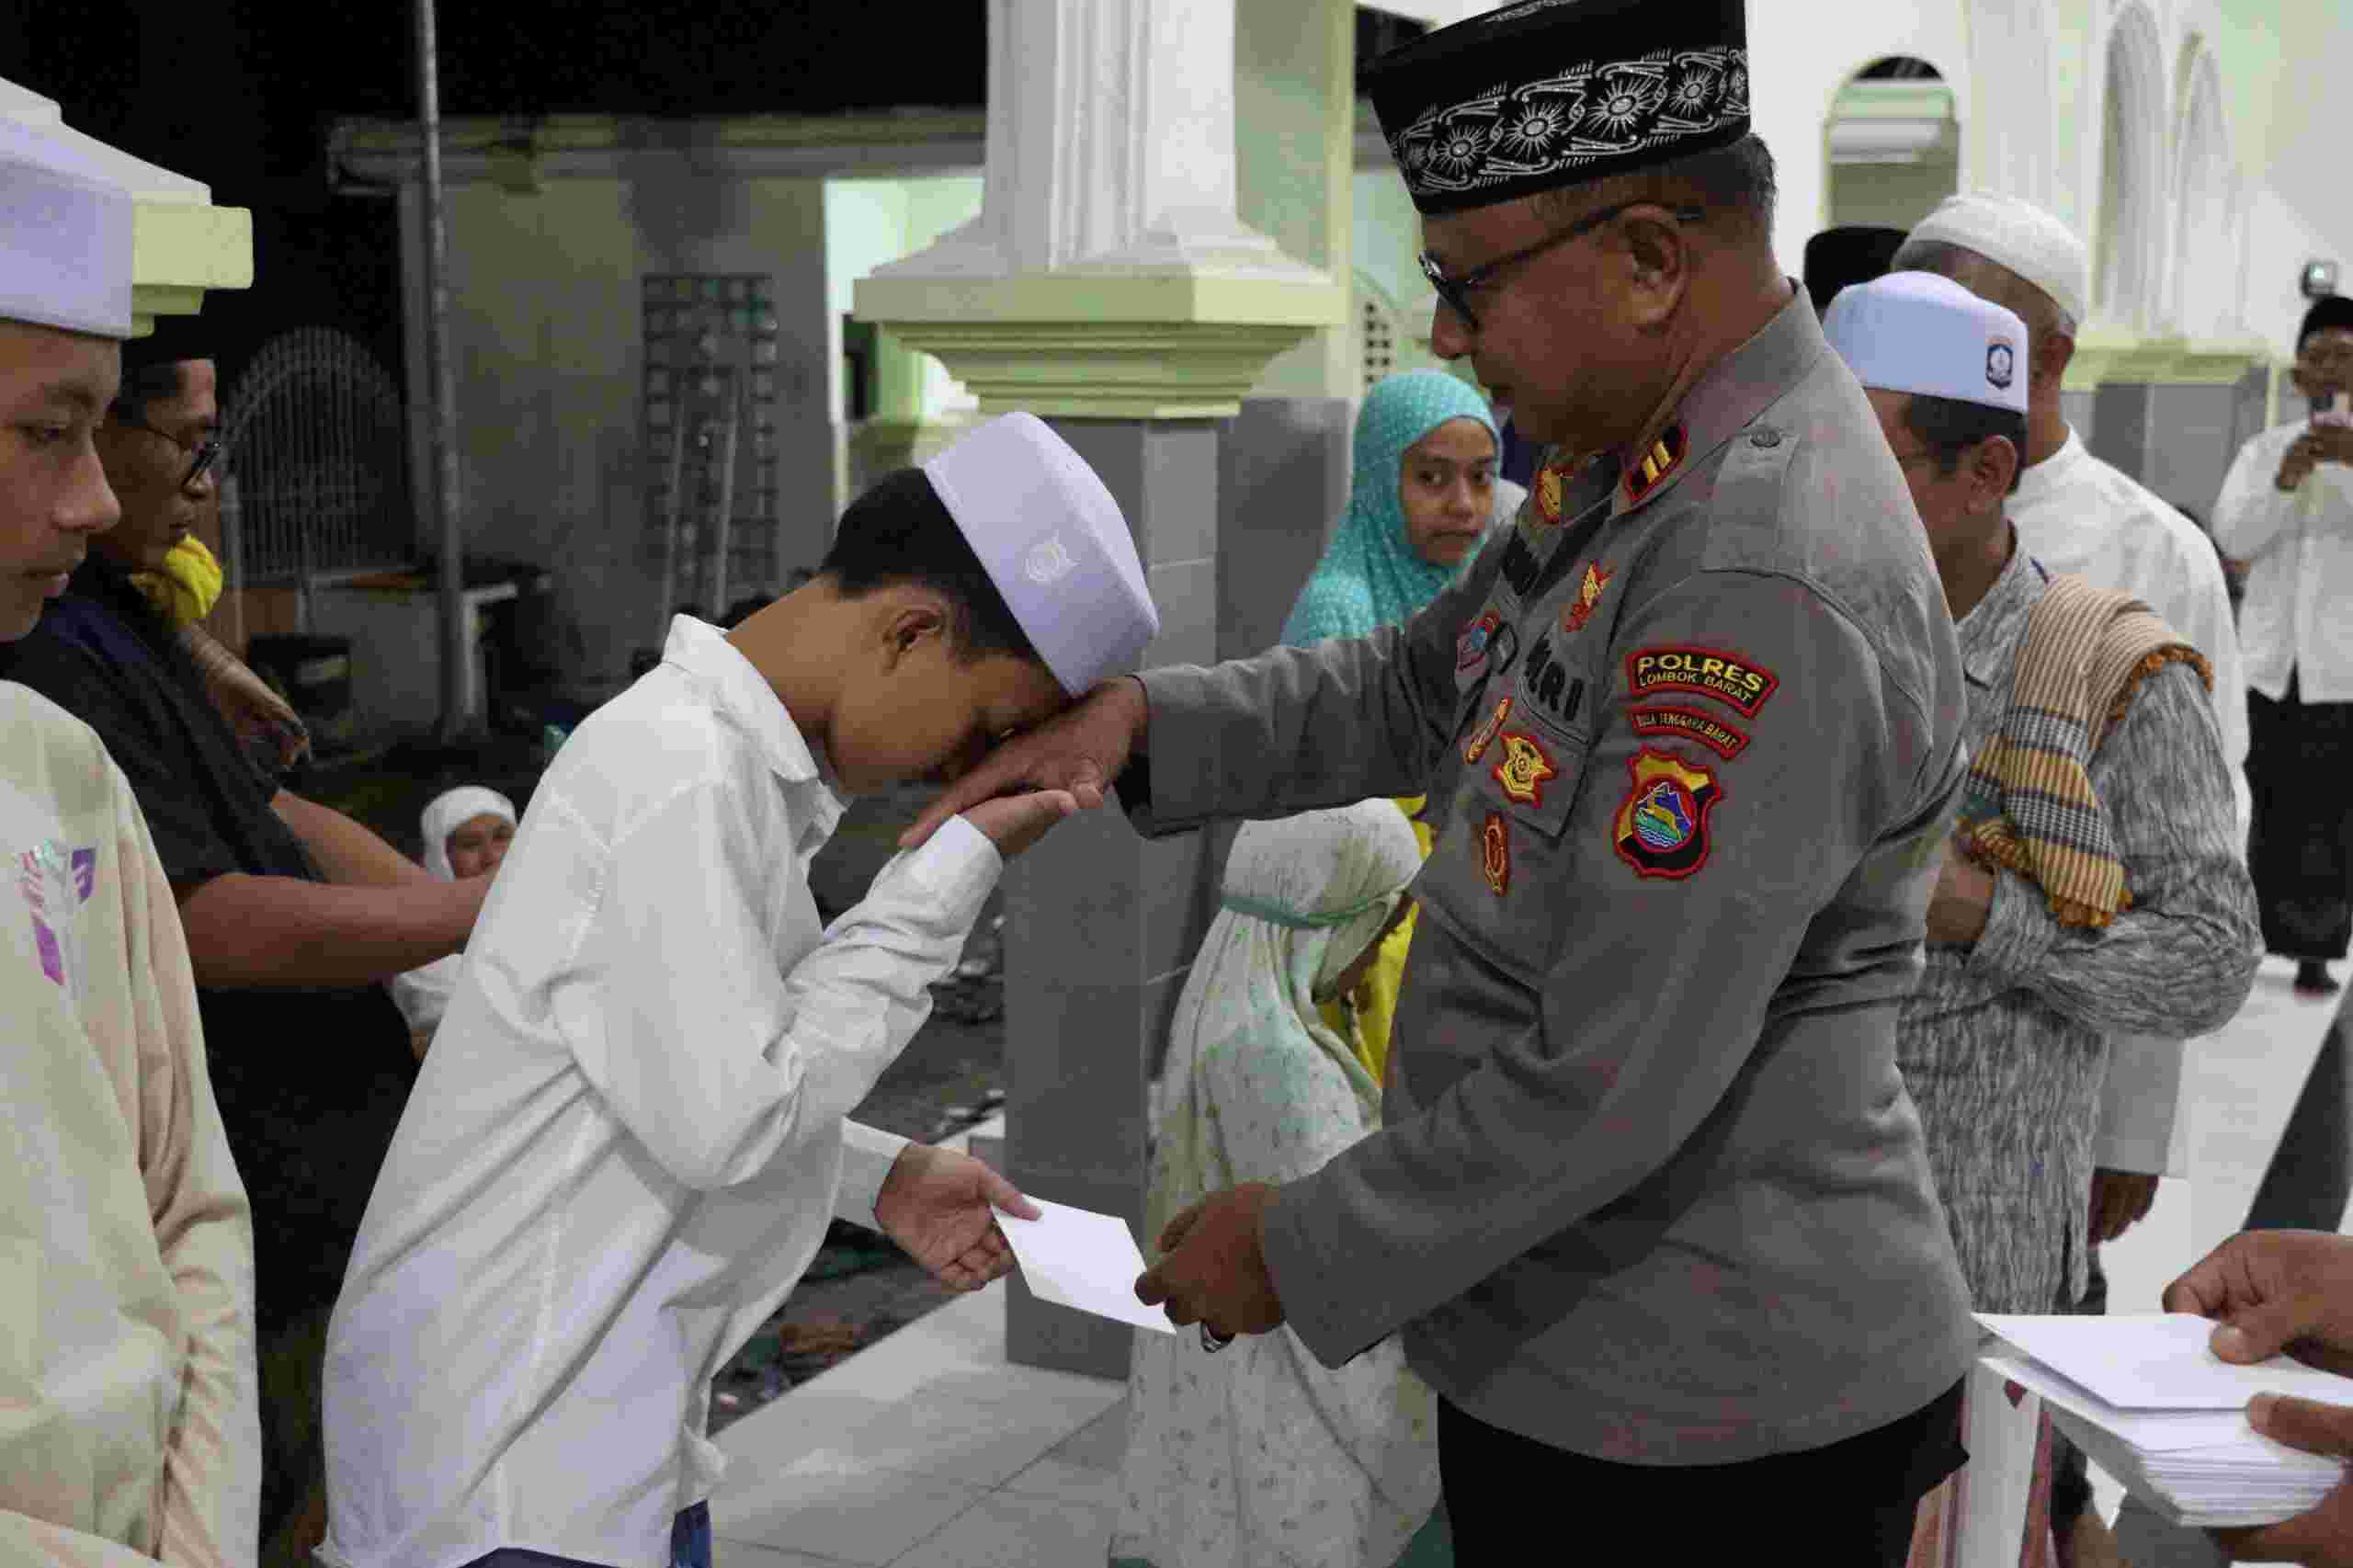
[710,958,2348,1565]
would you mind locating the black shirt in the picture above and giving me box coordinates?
[3,562,417,1332]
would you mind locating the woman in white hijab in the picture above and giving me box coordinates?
[1111,801,1450,1568]
[388,786,517,1046]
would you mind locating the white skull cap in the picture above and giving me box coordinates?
[1825,269,2032,417]
[0,115,135,340]
[921,412,1159,696]
[1907,190,2091,329]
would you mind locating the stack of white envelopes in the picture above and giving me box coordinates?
[1977,1312,2352,1528]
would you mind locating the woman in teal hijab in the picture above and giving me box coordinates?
[1279,369,1517,1087]
[1280,369,1514,647]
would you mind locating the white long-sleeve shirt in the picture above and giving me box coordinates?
[320,618,1002,1568]
[0,684,258,1568]
[2212,420,2353,705]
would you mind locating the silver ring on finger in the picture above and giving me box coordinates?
[1199,1323,1234,1355]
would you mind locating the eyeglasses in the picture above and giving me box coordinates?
[1420,201,1706,333]
[111,414,227,490]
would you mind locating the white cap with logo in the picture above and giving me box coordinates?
[922,412,1159,697]
[0,115,134,340]
[1824,270,2032,417]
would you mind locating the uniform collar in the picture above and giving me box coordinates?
[1611,281,1826,523]
[658,616,844,816]
[2011,426,2091,518]
[1955,532,2045,689]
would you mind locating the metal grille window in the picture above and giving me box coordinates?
[642,274,781,639]
[222,328,412,584]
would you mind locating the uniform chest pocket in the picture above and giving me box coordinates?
[1417,697,1593,991]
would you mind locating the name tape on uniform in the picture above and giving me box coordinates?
[1519,634,1586,733]
[1623,645,1779,719]
[1628,705,1750,761]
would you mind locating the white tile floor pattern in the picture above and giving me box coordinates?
[710,957,2350,1567]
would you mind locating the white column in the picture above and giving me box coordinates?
[857,0,1342,419]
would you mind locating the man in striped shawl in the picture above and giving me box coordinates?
[1825,272,2263,1568]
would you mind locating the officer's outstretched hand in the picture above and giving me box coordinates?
[904,678,1147,850]
[1135,1183,1285,1341]
[2209,1395,2353,1565]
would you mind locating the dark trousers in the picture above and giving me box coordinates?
[1438,1382,1965,1565]
[258,1306,333,1568]
[2247,672,2353,961]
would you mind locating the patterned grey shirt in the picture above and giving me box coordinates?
[1897,540,2261,1314]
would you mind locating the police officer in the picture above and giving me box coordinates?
[909,2,1976,1559]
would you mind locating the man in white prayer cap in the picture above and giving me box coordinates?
[0,118,261,1565]
[1896,199,2254,1567]
[320,413,1158,1568]
[1829,270,2259,1568]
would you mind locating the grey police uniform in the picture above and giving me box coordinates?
[1126,288,1980,1464]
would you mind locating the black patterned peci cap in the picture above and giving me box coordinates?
[1365,0,1751,217]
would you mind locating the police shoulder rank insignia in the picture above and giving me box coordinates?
[1457,611,1502,672]
[1628,704,1750,761]
[1620,426,1688,508]
[1561,561,1613,635]
[1491,732,1559,807]
[1534,461,1569,528]
[1612,748,1723,881]
[1624,644,1779,719]
[1481,811,1511,896]
[1463,695,1513,765]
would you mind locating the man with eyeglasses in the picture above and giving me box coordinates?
[2,307,488,1568]
[908,2,1981,1558]
[2214,294,2353,1000]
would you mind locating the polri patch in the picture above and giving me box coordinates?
[1457,611,1502,672]
[1519,633,1586,732]
[1611,748,1723,881]
[1628,704,1750,761]
[1624,645,1779,719]
[1481,811,1511,897]
[1462,695,1514,766]
[1492,733,1560,808]
[1561,561,1613,635]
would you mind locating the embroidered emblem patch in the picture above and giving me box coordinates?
[1463,695,1514,766]
[1621,426,1688,508]
[1481,812,1511,897]
[1612,749,1723,881]
[1457,611,1503,672]
[1986,340,2017,392]
[1561,561,1614,635]
[1624,645,1779,718]
[1519,634,1586,732]
[1534,461,1568,527]
[1492,733,1560,808]
[1628,705,1750,761]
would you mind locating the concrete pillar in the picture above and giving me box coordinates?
[856,0,1342,1379]
[1236,0,1355,401]
[1001,420,1221,1376]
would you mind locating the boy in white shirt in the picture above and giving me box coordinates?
[319,413,1158,1568]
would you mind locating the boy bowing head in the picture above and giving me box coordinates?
[320,413,1155,1568]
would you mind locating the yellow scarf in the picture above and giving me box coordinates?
[131,533,224,626]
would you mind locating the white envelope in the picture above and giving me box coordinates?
[996,1197,1177,1335]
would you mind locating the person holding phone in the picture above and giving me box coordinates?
[2213,295,2353,998]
